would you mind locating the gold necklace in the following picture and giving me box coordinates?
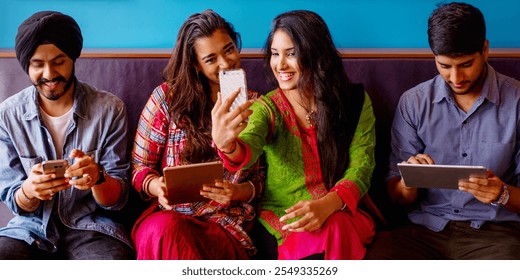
[288,91,317,127]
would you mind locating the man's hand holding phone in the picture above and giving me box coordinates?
[65,149,101,190]
[42,159,71,197]
[42,159,69,178]
[20,160,71,202]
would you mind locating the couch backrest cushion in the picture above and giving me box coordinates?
[1,55,520,227]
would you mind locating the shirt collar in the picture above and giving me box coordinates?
[432,63,499,106]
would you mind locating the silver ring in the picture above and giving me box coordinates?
[83,174,92,185]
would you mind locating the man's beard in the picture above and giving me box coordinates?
[449,80,474,95]
[449,65,487,96]
[34,75,75,101]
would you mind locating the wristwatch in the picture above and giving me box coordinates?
[491,184,510,206]
[95,164,106,185]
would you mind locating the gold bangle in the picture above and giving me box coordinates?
[20,185,37,202]
[246,181,255,203]
[144,179,153,197]
[142,174,157,198]
[16,188,40,210]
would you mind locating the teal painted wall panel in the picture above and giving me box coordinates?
[1,0,519,49]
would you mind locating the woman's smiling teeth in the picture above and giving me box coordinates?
[279,72,294,81]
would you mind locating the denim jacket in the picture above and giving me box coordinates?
[0,81,132,252]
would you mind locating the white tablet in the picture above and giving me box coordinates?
[397,163,487,189]
[163,161,223,204]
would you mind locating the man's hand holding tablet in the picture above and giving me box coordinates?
[397,163,487,189]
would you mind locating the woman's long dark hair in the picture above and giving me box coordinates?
[162,9,241,163]
[263,10,363,189]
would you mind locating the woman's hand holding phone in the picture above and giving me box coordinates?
[211,89,253,153]
[212,68,255,153]
[219,69,248,111]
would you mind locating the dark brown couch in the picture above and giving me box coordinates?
[2,49,520,246]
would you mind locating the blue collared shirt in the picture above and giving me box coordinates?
[389,64,520,232]
[0,81,131,252]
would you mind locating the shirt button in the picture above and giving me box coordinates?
[454,209,460,213]
[462,120,467,125]
[462,153,467,157]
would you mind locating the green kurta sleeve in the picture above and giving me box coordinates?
[237,94,275,169]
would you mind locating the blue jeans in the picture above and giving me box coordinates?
[0,215,134,260]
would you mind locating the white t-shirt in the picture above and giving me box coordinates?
[40,107,73,159]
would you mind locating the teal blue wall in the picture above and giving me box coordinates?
[1,0,519,49]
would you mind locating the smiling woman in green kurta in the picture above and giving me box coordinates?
[212,10,376,259]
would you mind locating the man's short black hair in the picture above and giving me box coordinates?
[428,2,486,56]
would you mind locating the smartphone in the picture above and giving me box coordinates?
[42,159,69,178]
[219,68,248,112]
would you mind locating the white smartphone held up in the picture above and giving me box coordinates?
[42,159,69,178]
[219,68,248,112]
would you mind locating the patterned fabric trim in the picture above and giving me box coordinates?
[268,89,328,199]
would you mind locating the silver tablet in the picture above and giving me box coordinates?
[397,163,487,189]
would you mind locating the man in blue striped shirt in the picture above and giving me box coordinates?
[366,2,520,259]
